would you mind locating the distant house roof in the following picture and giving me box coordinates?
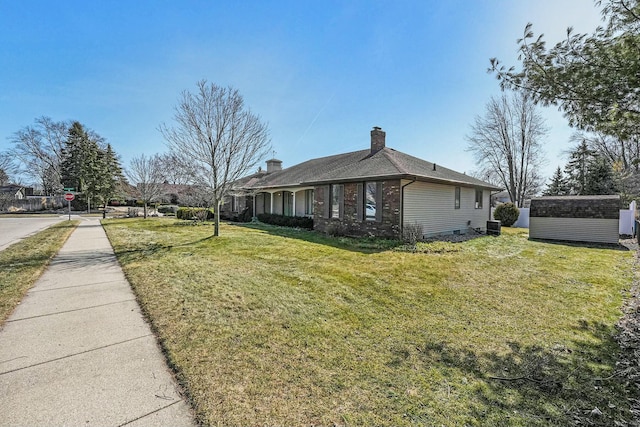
[238,147,501,191]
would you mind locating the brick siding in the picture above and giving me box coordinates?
[314,179,402,238]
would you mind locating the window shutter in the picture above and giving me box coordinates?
[323,185,330,218]
[356,183,363,221]
[375,182,383,222]
[338,184,344,220]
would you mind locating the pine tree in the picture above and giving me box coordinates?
[61,122,104,211]
[564,140,597,195]
[584,156,618,195]
[543,166,569,195]
[96,144,124,207]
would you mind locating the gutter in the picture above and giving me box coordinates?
[400,177,417,233]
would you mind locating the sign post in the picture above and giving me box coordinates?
[64,193,75,220]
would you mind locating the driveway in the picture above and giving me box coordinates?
[0,216,68,251]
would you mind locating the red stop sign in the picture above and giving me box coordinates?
[64,193,75,201]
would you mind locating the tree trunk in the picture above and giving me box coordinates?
[143,203,148,219]
[214,200,220,236]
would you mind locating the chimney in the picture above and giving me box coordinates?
[266,159,282,173]
[371,126,385,154]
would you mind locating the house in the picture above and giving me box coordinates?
[529,195,621,244]
[0,184,30,200]
[224,127,501,238]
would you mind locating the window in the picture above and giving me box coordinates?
[331,184,342,218]
[365,182,377,220]
[231,195,237,212]
[454,187,460,209]
[304,189,314,215]
[475,189,483,209]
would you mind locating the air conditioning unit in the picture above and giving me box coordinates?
[487,220,501,236]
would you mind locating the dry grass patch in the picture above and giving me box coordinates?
[103,219,637,426]
[0,220,78,324]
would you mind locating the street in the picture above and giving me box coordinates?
[0,216,68,251]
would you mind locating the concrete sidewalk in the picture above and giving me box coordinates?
[0,219,195,426]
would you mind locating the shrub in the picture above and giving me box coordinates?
[157,205,178,215]
[494,202,520,227]
[403,222,423,251]
[127,207,141,217]
[177,207,214,221]
[325,222,348,237]
[257,213,313,229]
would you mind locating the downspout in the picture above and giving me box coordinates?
[400,177,417,235]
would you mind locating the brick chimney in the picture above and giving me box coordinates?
[266,159,282,173]
[371,126,385,154]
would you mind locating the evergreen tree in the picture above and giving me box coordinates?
[61,122,105,210]
[95,144,124,207]
[543,166,569,196]
[584,156,618,195]
[564,140,597,195]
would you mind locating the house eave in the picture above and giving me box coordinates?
[302,173,501,191]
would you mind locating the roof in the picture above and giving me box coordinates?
[532,195,620,201]
[0,184,24,193]
[239,147,501,191]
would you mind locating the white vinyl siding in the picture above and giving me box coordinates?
[403,181,490,236]
[529,217,619,244]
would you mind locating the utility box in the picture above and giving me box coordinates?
[487,220,501,236]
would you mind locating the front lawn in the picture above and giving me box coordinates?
[103,218,636,426]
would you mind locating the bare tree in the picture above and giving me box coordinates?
[10,117,69,195]
[0,152,17,185]
[157,152,196,186]
[159,80,271,236]
[126,154,166,219]
[466,91,547,207]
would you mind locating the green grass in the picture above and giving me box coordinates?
[103,218,637,426]
[0,221,79,324]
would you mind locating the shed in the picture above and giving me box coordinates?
[529,195,621,244]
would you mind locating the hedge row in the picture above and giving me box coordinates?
[257,213,313,229]
[176,207,215,220]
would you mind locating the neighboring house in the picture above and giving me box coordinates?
[0,184,29,200]
[529,195,621,244]
[491,190,532,208]
[224,127,501,239]
[491,190,512,207]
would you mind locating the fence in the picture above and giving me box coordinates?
[0,196,66,212]
[620,200,636,236]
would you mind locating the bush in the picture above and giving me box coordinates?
[177,207,214,221]
[157,205,178,215]
[257,213,313,229]
[494,202,520,227]
[127,207,141,217]
[403,222,424,250]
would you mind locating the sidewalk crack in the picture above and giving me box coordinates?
[6,299,136,323]
[0,334,152,376]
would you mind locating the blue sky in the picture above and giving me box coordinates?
[0,1,603,185]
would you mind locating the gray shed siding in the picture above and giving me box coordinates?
[529,217,619,244]
[402,180,490,236]
[529,195,620,244]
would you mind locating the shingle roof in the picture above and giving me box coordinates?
[240,147,501,191]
